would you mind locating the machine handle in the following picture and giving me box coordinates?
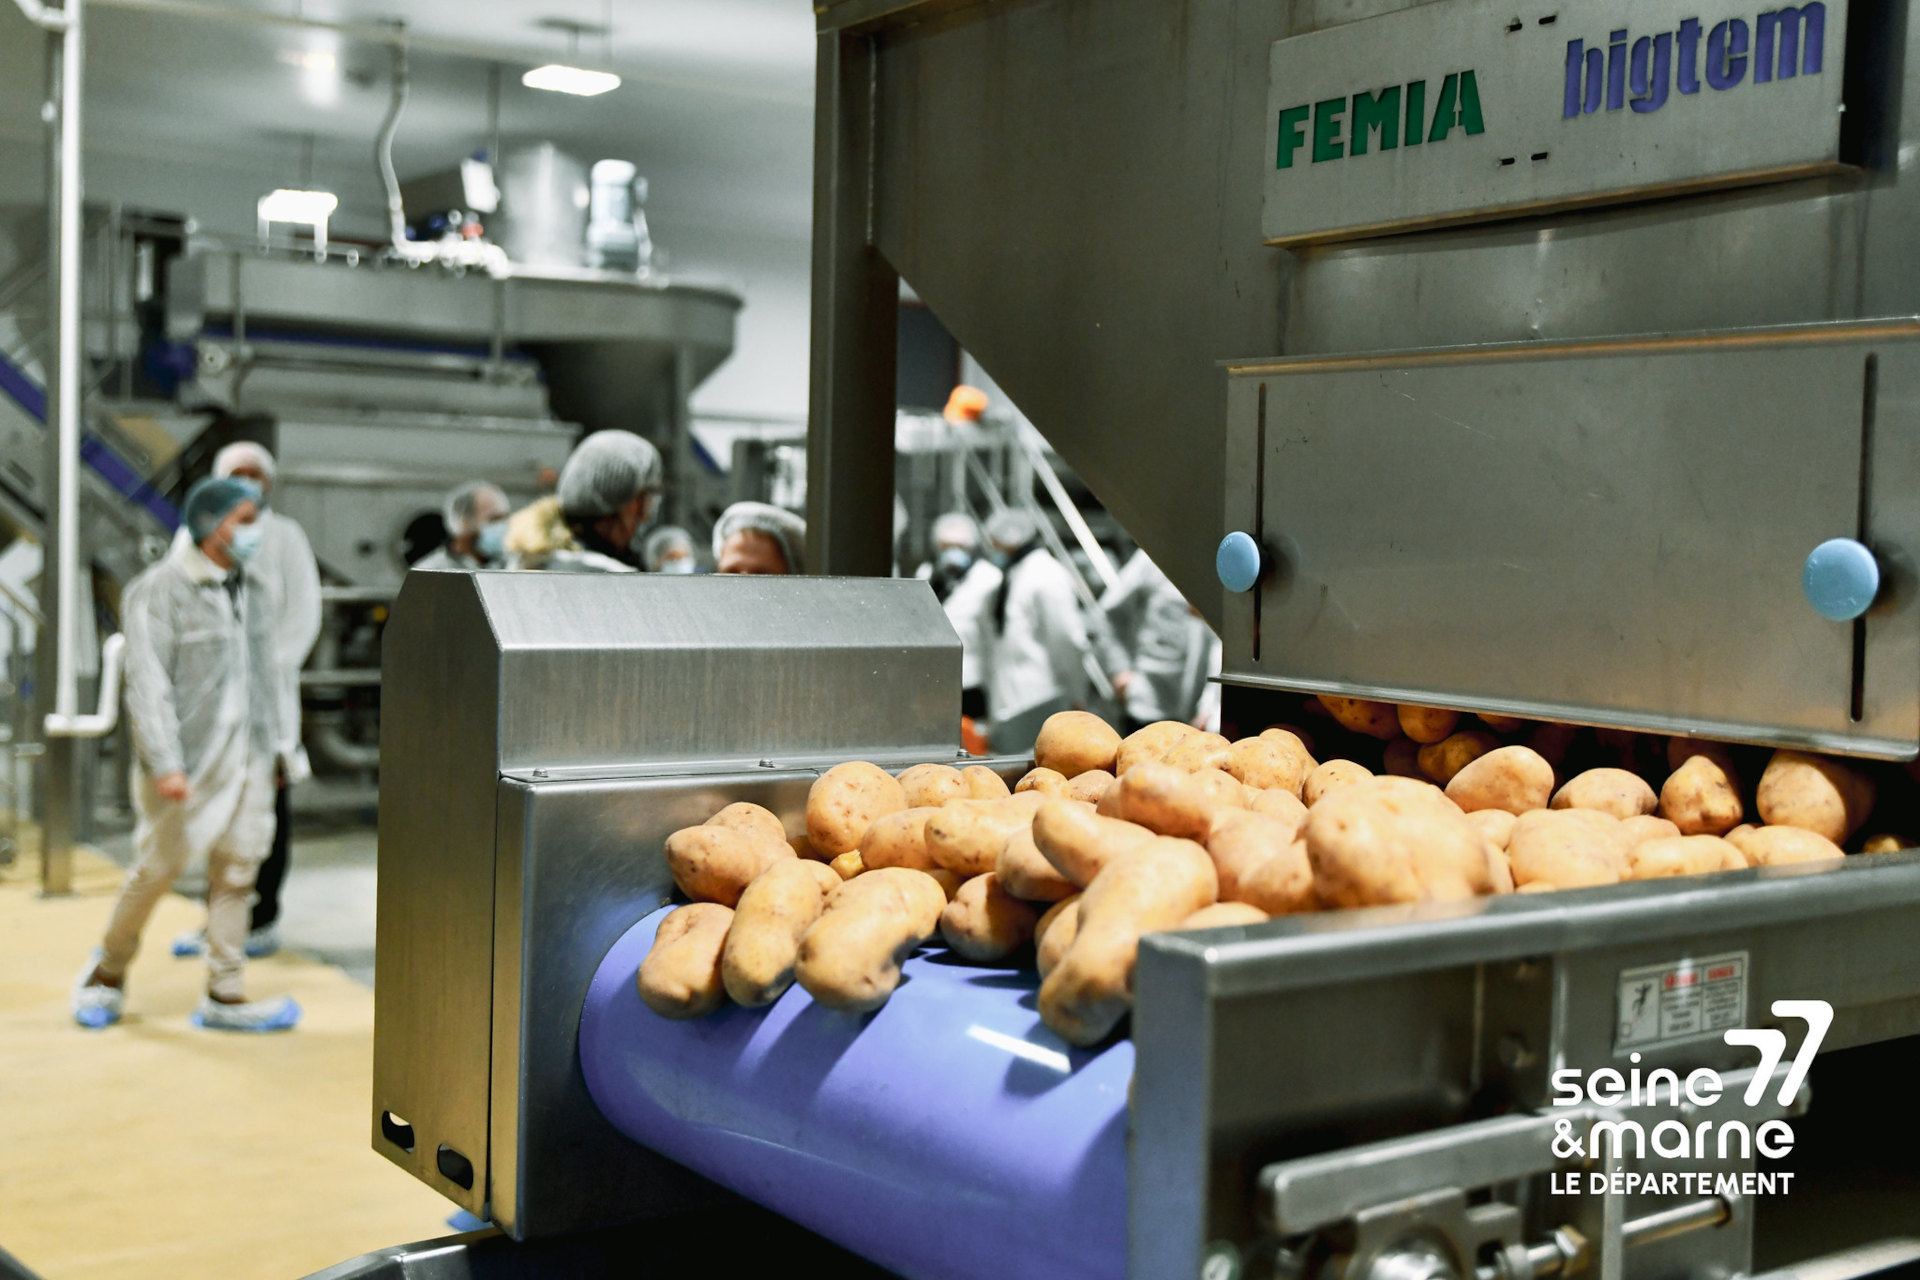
[1803,538,1880,622]
[1217,532,1262,593]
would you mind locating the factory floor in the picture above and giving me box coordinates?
[0,797,455,1280]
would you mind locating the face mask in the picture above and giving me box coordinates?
[936,547,973,577]
[476,520,508,562]
[987,548,1011,570]
[230,477,268,510]
[227,523,264,564]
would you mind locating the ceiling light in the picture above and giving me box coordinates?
[276,49,337,73]
[522,63,620,96]
[258,189,339,223]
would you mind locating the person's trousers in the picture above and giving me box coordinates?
[98,766,274,1000]
[250,780,292,930]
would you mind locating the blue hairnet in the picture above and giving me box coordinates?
[182,477,257,542]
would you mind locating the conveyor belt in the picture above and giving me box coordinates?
[580,908,1130,1280]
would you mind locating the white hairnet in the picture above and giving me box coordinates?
[931,512,979,552]
[983,507,1038,550]
[557,430,662,519]
[641,524,695,571]
[443,481,509,538]
[712,502,806,574]
[213,441,277,490]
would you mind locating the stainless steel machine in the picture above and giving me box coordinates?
[347,0,1920,1277]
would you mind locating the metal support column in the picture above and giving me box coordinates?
[805,26,898,577]
[668,343,696,529]
[34,0,83,895]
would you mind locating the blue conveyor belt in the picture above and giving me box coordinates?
[580,908,1131,1280]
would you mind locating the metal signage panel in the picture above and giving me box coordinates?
[1263,0,1851,245]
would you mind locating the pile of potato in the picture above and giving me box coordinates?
[638,702,1908,1047]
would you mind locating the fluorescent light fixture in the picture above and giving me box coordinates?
[257,189,339,258]
[258,189,339,222]
[522,63,621,96]
[275,49,337,73]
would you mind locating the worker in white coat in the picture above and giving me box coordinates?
[415,481,510,571]
[1092,547,1222,734]
[507,430,661,573]
[916,513,1000,725]
[983,508,1087,753]
[170,442,321,961]
[73,478,299,1032]
[714,502,806,575]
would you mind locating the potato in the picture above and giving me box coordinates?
[1189,768,1249,810]
[1756,751,1876,844]
[1034,895,1081,979]
[963,765,1012,798]
[1039,838,1218,1045]
[1067,769,1117,805]
[1305,778,1491,907]
[722,860,828,1007]
[1035,710,1123,777]
[1317,695,1400,740]
[1304,759,1374,805]
[897,762,970,808]
[638,904,734,1019]
[706,801,787,846]
[1862,834,1913,854]
[1485,845,1516,894]
[665,825,794,907]
[1175,902,1270,930]
[1207,808,1314,914]
[939,872,1041,962]
[1225,736,1312,796]
[1115,762,1218,839]
[829,851,865,879]
[1116,721,1195,775]
[996,823,1079,902]
[1619,814,1681,846]
[1261,725,1319,760]
[796,868,946,1012]
[859,806,940,871]
[1445,746,1555,815]
[1628,835,1736,880]
[1095,780,1126,817]
[1666,736,1736,774]
[1160,731,1233,773]
[1032,798,1157,886]
[924,793,1045,877]
[1478,713,1525,733]
[1418,732,1501,786]
[1506,810,1628,889]
[806,762,908,856]
[1727,824,1847,867]
[927,868,964,900]
[1248,787,1310,833]
[1382,737,1423,778]
[1553,768,1658,820]
[1397,705,1461,745]
[1660,754,1744,836]
[1464,808,1517,850]
[800,859,845,895]
[1015,767,1072,796]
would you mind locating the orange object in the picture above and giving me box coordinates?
[961,715,991,757]
[943,385,989,424]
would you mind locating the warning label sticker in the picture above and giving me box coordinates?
[1614,951,1749,1053]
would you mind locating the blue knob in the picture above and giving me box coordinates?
[1217,532,1262,593]
[1803,538,1880,621]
